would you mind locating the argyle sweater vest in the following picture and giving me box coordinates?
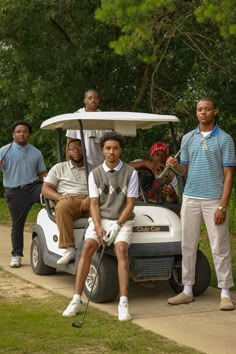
[92,163,135,220]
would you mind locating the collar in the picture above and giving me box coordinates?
[13,141,29,149]
[196,124,219,136]
[68,160,85,170]
[103,160,123,172]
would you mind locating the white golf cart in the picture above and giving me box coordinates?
[30,111,211,303]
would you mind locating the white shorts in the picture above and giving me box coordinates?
[84,218,134,246]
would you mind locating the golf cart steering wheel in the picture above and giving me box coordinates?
[136,167,155,204]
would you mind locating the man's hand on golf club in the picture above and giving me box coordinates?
[103,222,121,247]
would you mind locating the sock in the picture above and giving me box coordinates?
[67,247,76,255]
[72,294,81,302]
[221,288,231,299]
[183,285,193,296]
[119,296,128,305]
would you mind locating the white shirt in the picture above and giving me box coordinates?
[66,108,111,168]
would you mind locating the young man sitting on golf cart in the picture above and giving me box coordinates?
[129,141,181,215]
[42,139,91,265]
[63,131,139,321]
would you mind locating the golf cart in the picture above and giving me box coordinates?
[31,111,211,303]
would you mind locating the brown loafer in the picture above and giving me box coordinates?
[168,292,194,305]
[220,297,235,311]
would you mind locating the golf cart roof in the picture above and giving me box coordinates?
[41,111,179,136]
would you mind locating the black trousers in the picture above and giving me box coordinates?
[4,181,42,256]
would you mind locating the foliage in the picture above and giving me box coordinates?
[96,0,236,139]
[195,0,236,38]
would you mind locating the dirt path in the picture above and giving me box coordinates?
[0,267,53,300]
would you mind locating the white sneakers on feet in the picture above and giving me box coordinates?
[10,256,21,268]
[118,303,132,321]
[63,300,83,317]
[57,250,76,265]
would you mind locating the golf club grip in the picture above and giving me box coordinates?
[158,130,195,179]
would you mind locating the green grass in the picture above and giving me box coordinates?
[0,269,202,354]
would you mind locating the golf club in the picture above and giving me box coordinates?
[72,243,106,328]
[157,129,195,179]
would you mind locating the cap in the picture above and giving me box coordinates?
[150,142,169,157]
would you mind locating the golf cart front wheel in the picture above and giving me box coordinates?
[30,236,56,275]
[84,253,119,303]
[169,249,211,296]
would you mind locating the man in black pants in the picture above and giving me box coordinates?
[0,121,47,268]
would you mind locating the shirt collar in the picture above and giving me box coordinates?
[68,160,85,170]
[103,160,123,172]
[196,124,219,136]
[13,141,29,149]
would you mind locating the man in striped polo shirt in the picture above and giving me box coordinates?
[166,97,236,310]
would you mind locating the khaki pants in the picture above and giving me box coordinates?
[55,196,89,248]
[181,196,233,289]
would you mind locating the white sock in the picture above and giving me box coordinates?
[67,247,76,255]
[183,285,193,296]
[221,288,231,299]
[119,296,128,305]
[72,294,81,302]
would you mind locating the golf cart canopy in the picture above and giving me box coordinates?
[41,111,179,136]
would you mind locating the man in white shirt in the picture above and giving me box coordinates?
[42,139,90,265]
[63,131,139,321]
[66,89,110,168]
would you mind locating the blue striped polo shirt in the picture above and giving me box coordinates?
[180,125,236,198]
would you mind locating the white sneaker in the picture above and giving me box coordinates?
[63,300,83,317]
[118,303,132,321]
[57,250,76,265]
[10,256,21,268]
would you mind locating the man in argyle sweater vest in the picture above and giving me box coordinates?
[63,131,139,321]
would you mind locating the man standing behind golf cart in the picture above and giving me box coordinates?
[63,131,139,321]
[167,97,236,311]
[42,139,90,265]
[129,141,180,215]
[66,89,111,168]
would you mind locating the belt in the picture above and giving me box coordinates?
[6,181,37,190]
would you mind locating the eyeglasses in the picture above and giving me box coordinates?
[14,130,30,134]
[68,147,83,151]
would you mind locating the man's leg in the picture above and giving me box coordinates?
[168,196,202,304]
[63,238,98,317]
[5,188,32,257]
[202,199,234,310]
[55,197,89,249]
[114,241,129,297]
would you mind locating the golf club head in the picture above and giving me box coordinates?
[72,321,83,328]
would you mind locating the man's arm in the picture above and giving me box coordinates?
[215,166,235,225]
[38,171,47,179]
[90,197,106,243]
[129,160,163,174]
[42,182,62,201]
[116,197,136,226]
[166,157,188,176]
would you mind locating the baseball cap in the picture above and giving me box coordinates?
[150,142,169,157]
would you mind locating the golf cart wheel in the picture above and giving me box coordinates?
[84,253,119,303]
[169,249,211,296]
[30,236,56,275]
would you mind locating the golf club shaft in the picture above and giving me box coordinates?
[158,130,195,179]
[79,244,106,325]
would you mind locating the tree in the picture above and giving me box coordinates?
[195,0,236,38]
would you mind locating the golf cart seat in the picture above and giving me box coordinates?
[41,195,88,229]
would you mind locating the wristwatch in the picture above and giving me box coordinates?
[218,206,226,212]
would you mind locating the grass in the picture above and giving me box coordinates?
[0,269,203,354]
